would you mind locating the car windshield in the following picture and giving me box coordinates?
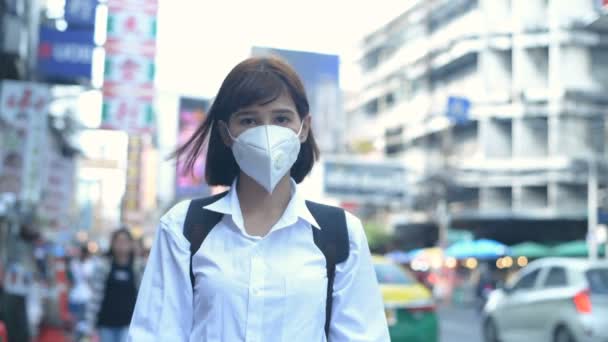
[374,263,414,285]
[586,268,608,295]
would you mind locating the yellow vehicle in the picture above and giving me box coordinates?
[373,256,439,342]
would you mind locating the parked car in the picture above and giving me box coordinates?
[482,257,608,342]
[373,256,439,342]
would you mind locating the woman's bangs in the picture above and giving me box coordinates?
[227,70,288,114]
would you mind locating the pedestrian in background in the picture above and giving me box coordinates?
[68,245,94,340]
[85,228,143,342]
[128,56,389,341]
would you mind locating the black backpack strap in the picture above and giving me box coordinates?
[183,191,228,288]
[305,201,350,339]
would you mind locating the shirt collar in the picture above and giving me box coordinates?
[202,178,321,233]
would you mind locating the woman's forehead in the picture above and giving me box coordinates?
[235,92,296,114]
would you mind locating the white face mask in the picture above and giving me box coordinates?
[226,123,303,193]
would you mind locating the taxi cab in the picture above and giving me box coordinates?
[373,256,439,342]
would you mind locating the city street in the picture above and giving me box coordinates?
[439,305,483,342]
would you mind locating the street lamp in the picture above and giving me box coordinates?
[579,158,608,261]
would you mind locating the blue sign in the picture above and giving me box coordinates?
[600,209,608,224]
[446,96,471,125]
[38,27,95,81]
[65,0,98,28]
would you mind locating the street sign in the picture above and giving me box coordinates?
[600,209,608,224]
[323,158,407,202]
[446,96,471,125]
[65,0,98,28]
[37,27,95,81]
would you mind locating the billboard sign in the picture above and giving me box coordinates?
[251,47,341,153]
[38,27,95,81]
[65,0,99,28]
[176,98,210,199]
[323,157,408,202]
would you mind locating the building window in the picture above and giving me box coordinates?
[385,92,395,108]
[363,48,382,72]
[364,98,379,116]
[428,0,478,33]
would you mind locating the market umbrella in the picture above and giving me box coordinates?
[385,247,443,264]
[412,247,443,260]
[446,239,510,260]
[384,250,411,263]
[510,242,551,258]
[551,240,606,257]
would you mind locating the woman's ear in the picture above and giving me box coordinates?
[299,115,312,143]
[218,121,233,147]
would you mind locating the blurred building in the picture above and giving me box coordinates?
[348,0,608,247]
[0,0,41,80]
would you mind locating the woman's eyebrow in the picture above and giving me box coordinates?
[271,108,296,114]
[233,110,259,117]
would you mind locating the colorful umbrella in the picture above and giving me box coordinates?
[551,240,606,257]
[510,242,551,258]
[446,239,510,260]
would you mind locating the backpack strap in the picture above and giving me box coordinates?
[305,201,350,338]
[183,191,228,288]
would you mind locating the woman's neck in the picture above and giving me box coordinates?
[236,172,292,221]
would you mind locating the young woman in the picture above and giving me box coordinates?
[128,56,389,341]
[86,228,143,342]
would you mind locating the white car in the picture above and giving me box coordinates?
[482,257,608,342]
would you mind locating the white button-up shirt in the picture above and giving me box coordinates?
[128,180,389,342]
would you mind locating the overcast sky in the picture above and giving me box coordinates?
[154,0,409,98]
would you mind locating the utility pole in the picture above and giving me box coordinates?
[588,158,599,261]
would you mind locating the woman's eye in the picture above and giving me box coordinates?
[275,116,291,124]
[240,118,255,126]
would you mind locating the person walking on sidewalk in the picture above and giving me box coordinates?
[68,244,94,340]
[128,56,390,342]
[85,228,143,342]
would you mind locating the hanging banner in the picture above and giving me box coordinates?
[0,81,50,202]
[101,97,155,133]
[105,2,157,51]
[123,135,143,217]
[101,0,158,133]
[39,136,76,232]
[104,53,155,86]
[0,80,49,125]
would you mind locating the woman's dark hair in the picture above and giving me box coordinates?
[171,56,320,186]
[107,227,135,262]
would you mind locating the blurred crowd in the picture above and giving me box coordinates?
[0,225,150,342]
